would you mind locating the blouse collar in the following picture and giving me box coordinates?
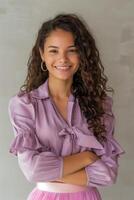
[31,78,75,102]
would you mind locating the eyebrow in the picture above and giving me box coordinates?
[47,45,76,48]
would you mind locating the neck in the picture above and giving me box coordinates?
[48,76,73,99]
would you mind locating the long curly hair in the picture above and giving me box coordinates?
[20,13,114,143]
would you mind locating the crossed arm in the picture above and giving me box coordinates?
[55,168,88,186]
[51,151,100,186]
[9,95,123,187]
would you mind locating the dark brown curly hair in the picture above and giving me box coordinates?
[20,13,114,143]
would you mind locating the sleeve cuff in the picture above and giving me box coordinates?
[85,159,110,187]
[59,156,64,179]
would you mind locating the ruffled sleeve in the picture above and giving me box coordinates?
[9,131,47,155]
[85,96,125,187]
[8,93,63,183]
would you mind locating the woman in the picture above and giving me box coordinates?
[8,13,124,200]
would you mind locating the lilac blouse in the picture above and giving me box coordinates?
[8,78,124,188]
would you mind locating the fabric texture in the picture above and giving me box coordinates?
[8,78,125,199]
[27,187,102,200]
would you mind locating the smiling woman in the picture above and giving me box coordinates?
[8,13,125,200]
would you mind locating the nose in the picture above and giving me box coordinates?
[58,52,68,63]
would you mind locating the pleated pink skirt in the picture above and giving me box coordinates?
[27,182,102,200]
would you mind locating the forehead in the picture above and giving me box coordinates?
[44,29,75,47]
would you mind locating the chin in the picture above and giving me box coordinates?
[54,75,73,81]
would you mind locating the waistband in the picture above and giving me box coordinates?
[37,182,89,193]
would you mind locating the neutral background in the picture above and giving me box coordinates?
[0,0,133,199]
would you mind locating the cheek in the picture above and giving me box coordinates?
[74,56,80,65]
[69,54,78,61]
[45,56,55,66]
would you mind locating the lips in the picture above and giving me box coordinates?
[55,65,71,71]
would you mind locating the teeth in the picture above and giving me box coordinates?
[56,66,70,69]
[55,66,71,70]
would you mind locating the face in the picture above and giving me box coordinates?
[39,28,80,81]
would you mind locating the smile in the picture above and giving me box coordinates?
[55,65,71,71]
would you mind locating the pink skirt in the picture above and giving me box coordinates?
[27,182,102,200]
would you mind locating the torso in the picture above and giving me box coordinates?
[48,97,68,184]
[52,97,68,123]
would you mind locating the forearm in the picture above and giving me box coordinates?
[62,151,94,177]
[52,168,88,186]
[50,151,99,184]
[60,168,88,186]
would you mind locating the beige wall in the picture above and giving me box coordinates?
[0,0,133,199]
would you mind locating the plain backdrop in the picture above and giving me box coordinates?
[0,0,133,199]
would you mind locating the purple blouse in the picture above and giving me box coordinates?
[8,78,124,188]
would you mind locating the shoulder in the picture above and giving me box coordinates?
[8,91,35,119]
[9,90,34,105]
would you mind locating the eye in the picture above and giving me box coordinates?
[49,50,58,53]
[68,49,78,53]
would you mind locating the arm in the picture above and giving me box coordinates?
[53,155,119,187]
[17,149,98,183]
[52,151,100,186]
[62,150,99,176]
[50,151,100,185]
[58,168,88,186]
[8,94,99,183]
[51,169,89,186]
[54,96,125,187]
[84,96,125,187]
[85,154,119,187]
